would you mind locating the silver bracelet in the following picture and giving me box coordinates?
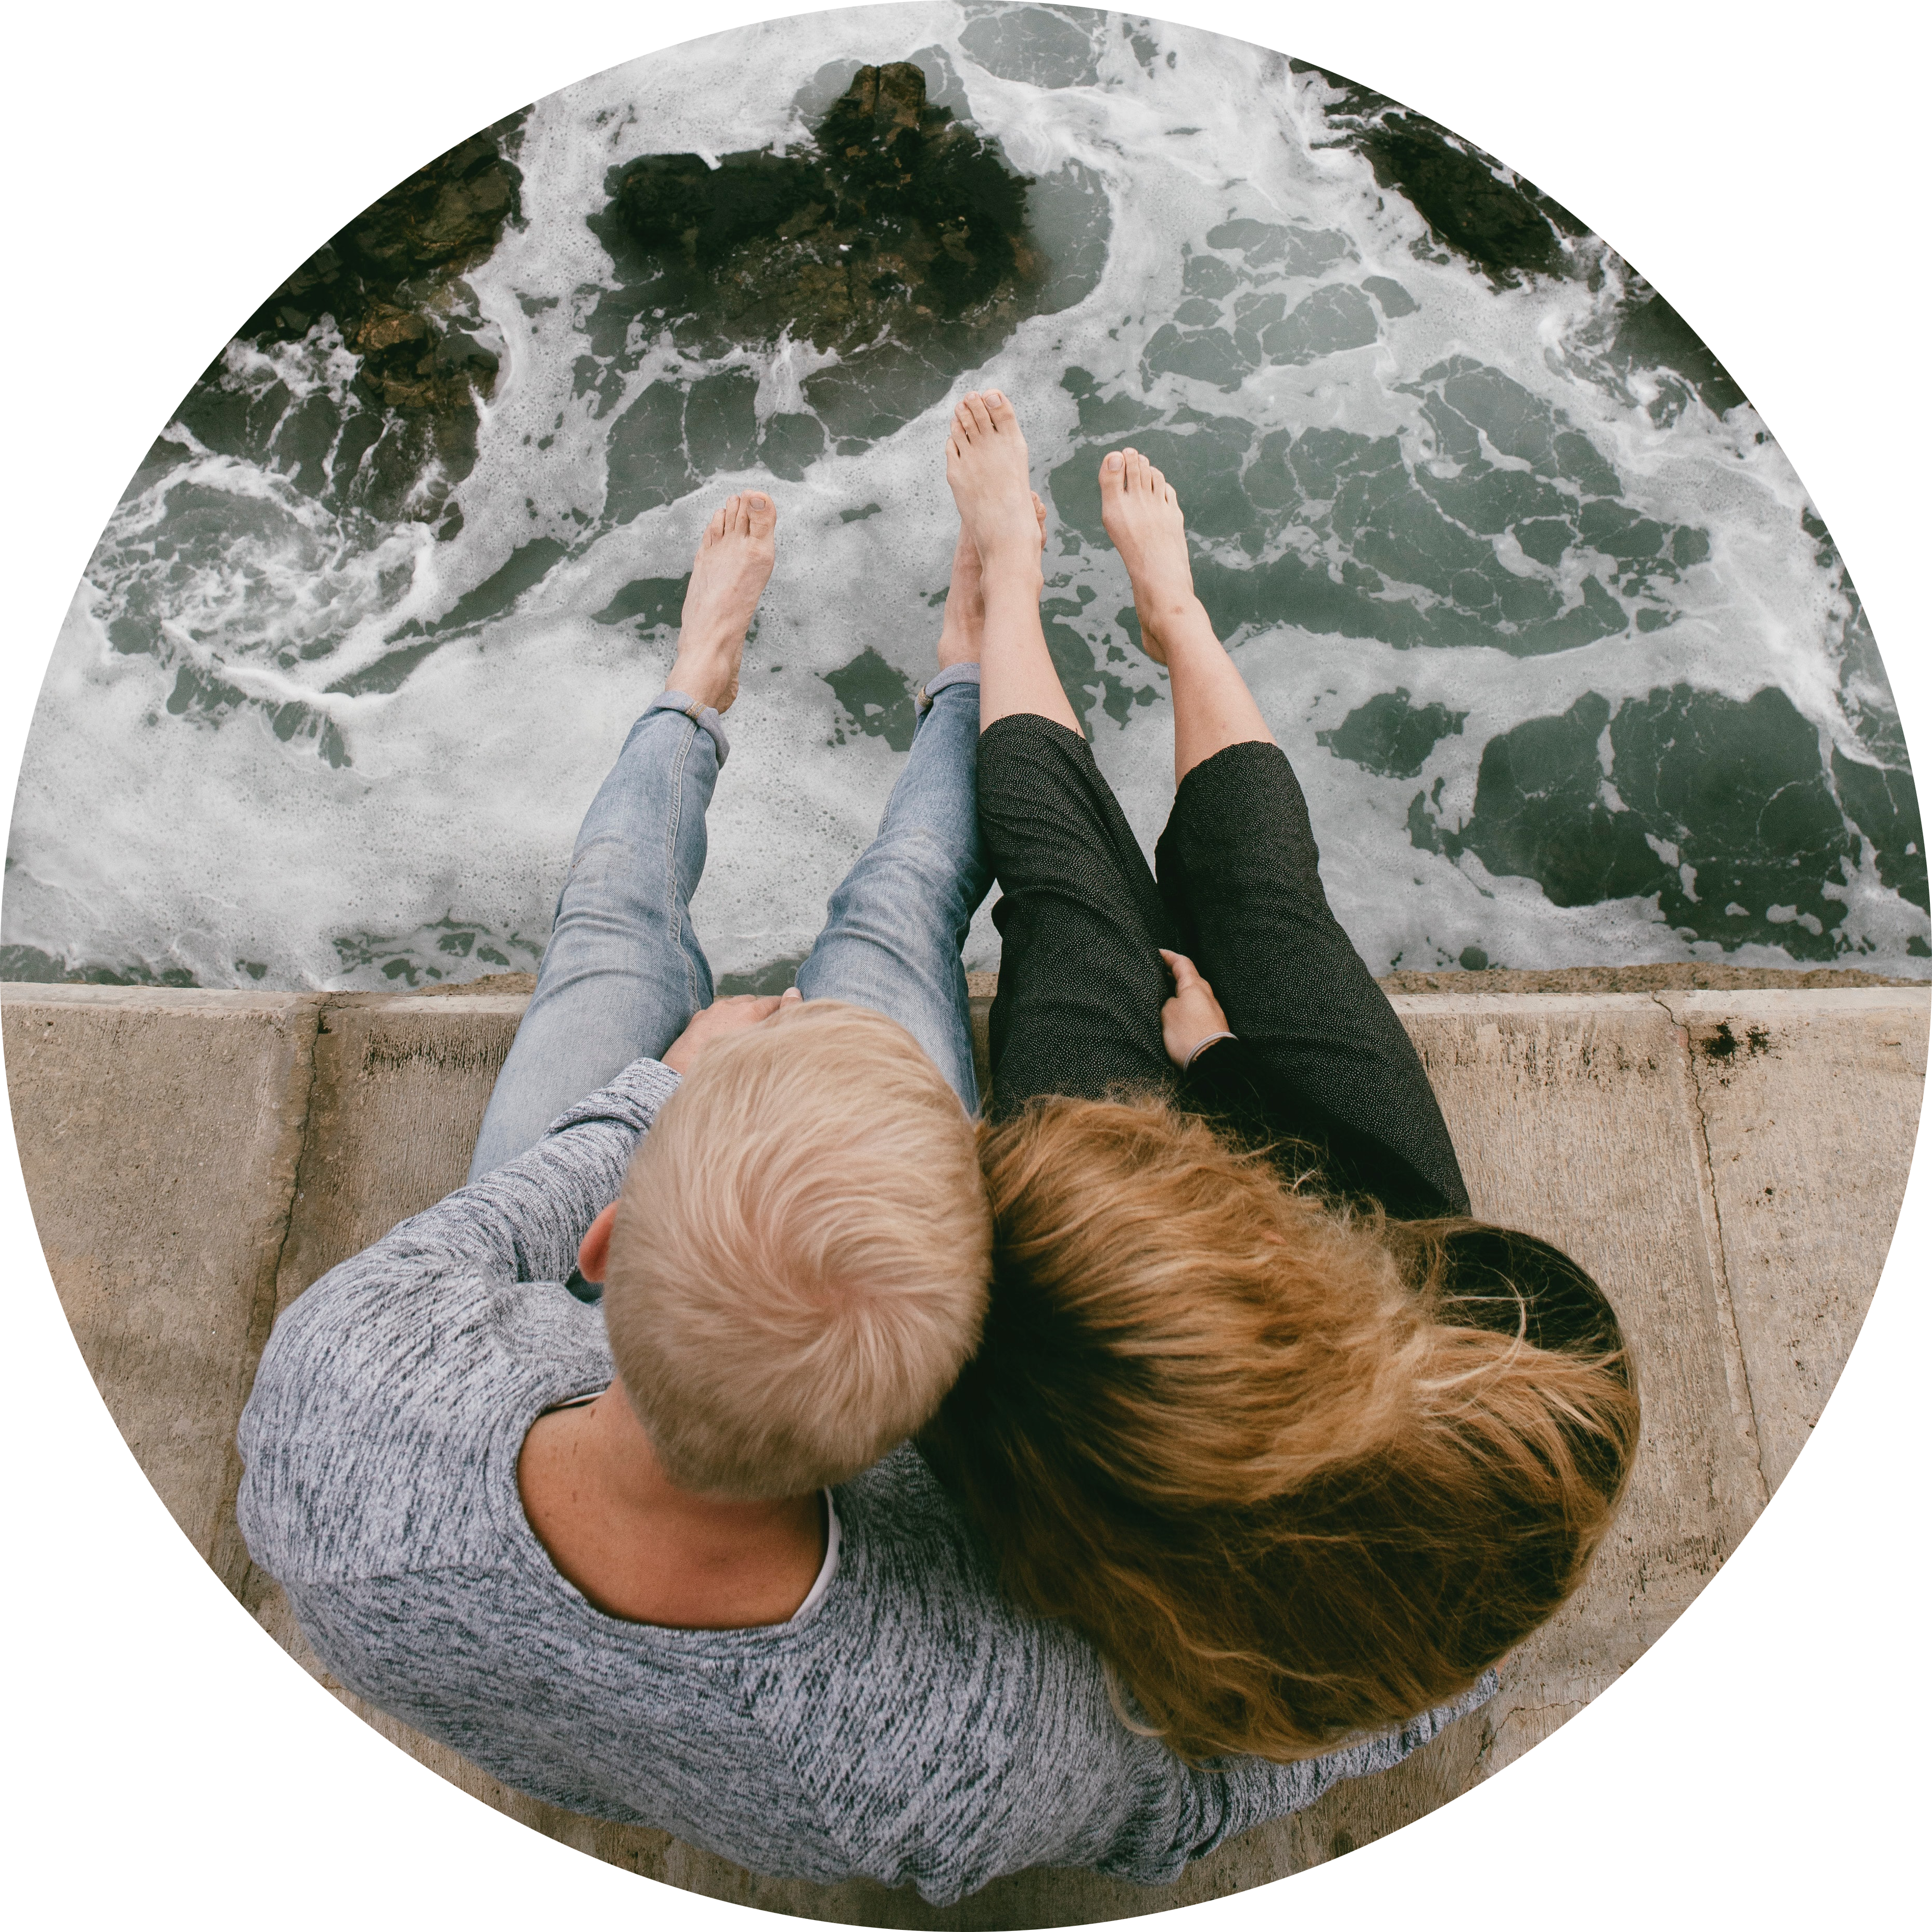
[1183,1030,1237,1071]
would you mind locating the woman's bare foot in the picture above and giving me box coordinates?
[1098,449,1199,665]
[936,491,1046,668]
[945,391,1043,574]
[666,490,778,713]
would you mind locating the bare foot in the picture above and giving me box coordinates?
[1098,449,1198,665]
[667,490,777,713]
[945,391,1043,573]
[936,491,1046,668]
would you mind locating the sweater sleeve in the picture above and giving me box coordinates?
[1156,742,1469,1218]
[354,1056,683,1286]
[1189,1672,1500,1857]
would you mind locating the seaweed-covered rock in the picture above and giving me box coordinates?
[243,118,525,379]
[598,63,1036,360]
[1290,61,1587,286]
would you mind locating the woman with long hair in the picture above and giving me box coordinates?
[925,390,1640,1762]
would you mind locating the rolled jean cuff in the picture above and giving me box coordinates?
[647,689,732,767]
[916,662,981,713]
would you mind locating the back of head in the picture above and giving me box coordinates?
[605,1000,990,1498]
[922,1094,1639,1761]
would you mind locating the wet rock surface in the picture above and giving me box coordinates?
[185,116,527,523]
[581,60,1106,510]
[1404,682,1917,960]
[1292,61,1746,419]
[1047,354,1702,662]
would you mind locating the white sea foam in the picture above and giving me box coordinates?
[7,4,1922,987]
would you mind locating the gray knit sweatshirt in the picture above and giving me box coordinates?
[237,1058,1493,1905]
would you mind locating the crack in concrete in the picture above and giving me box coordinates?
[1651,990,1771,1512]
[209,994,329,1609]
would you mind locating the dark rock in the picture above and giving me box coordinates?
[1413,684,1876,959]
[1318,689,1466,779]
[1291,62,1586,286]
[598,63,1037,362]
[240,118,525,367]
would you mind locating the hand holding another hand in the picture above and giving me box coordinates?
[1157,950,1232,1071]
[662,985,802,1076]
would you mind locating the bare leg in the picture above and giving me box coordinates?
[1098,448,1273,785]
[665,490,779,714]
[934,493,1047,670]
[944,390,1072,734]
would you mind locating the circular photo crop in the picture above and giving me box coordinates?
[6,5,1924,1922]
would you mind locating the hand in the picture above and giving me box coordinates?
[1158,950,1231,1070]
[661,986,800,1076]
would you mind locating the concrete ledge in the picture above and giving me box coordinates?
[5,980,1925,1922]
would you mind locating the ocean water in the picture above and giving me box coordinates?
[7,3,1925,991]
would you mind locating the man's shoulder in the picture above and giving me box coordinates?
[238,1251,611,1585]
[741,1447,1187,1893]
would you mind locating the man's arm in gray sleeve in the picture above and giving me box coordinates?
[366,1057,682,1286]
[1187,1672,1501,1858]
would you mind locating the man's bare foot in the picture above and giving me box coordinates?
[936,492,1046,668]
[1098,449,1199,665]
[666,490,777,713]
[945,391,1043,574]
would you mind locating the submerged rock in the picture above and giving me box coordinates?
[154,115,529,538]
[1291,61,1587,286]
[1408,684,1878,959]
[581,59,1110,500]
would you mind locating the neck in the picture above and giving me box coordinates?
[585,1383,811,1536]
[518,1383,827,1630]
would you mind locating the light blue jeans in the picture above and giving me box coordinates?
[468,664,988,1186]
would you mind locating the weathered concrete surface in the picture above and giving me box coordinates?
[2,986,320,1592]
[271,994,525,1317]
[1660,988,1928,1492]
[5,979,1925,1923]
[1396,994,1769,1777]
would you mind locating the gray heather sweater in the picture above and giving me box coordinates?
[237,1058,1493,1905]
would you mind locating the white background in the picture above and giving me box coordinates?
[4,3,1922,1923]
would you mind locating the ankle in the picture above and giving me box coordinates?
[666,646,733,712]
[980,554,1044,602]
[1137,591,1206,651]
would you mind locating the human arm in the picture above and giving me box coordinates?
[347,1056,682,1289]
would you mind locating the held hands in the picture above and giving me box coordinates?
[1158,950,1232,1071]
[662,986,802,1076]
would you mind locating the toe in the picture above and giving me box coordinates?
[745,490,776,538]
[962,392,995,436]
[1100,449,1125,489]
[985,390,1016,430]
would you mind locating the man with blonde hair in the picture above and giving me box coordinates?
[240,460,1481,1904]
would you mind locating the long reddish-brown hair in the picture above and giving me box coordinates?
[920,1094,1638,1762]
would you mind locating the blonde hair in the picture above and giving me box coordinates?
[921,1094,1638,1761]
[604,999,990,1499]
